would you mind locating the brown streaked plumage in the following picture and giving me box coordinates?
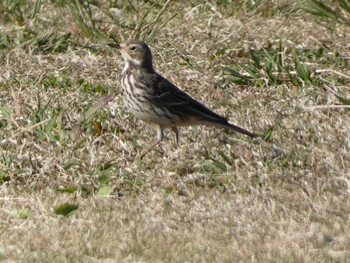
[109,39,257,148]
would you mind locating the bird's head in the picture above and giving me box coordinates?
[109,40,154,72]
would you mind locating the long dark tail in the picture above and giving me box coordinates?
[202,119,258,138]
[184,99,258,138]
[225,121,258,138]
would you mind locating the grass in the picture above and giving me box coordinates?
[1,0,350,262]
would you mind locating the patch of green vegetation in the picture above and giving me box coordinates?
[97,185,113,196]
[30,95,64,142]
[0,0,186,51]
[0,27,72,52]
[0,0,35,25]
[336,94,350,106]
[0,171,6,183]
[223,44,321,88]
[77,79,109,94]
[197,160,226,174]
[4,209,29,219]
[1,153,12,167]
[0,105,11,130]
[223,41,350,89]
[57,185,78,194]
[53,202,79,216]
[301,0,350,27]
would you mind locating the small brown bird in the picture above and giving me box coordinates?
[109,40,257,148]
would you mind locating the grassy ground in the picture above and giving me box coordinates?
[1,0,350,262]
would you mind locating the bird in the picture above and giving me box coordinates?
[108,39,257,152]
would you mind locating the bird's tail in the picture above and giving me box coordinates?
[201,119,258,138]
[185,100,258,138]
[225,121,258,138]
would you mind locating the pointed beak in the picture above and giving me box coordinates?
[107,43,120,49]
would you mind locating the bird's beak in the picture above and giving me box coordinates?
[107,43,120,49]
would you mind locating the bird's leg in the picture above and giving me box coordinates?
[150,125,164,148]
[138,125,164,159]
[171,127,179,146]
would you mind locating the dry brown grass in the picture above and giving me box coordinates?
[1,1,350,262]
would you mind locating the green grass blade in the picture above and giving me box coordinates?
[292,49,311,84]
[31,0,41,20]
[222,66,253,85]
[53,203,79,216]
[302,0,339,21]
[336,94,350,105]
[45,110,58,134]
[238,61,260,79]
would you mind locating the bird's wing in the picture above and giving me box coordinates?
[140,74,228,122]
[153,76,192,106]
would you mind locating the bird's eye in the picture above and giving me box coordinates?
[130,46,137,51]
